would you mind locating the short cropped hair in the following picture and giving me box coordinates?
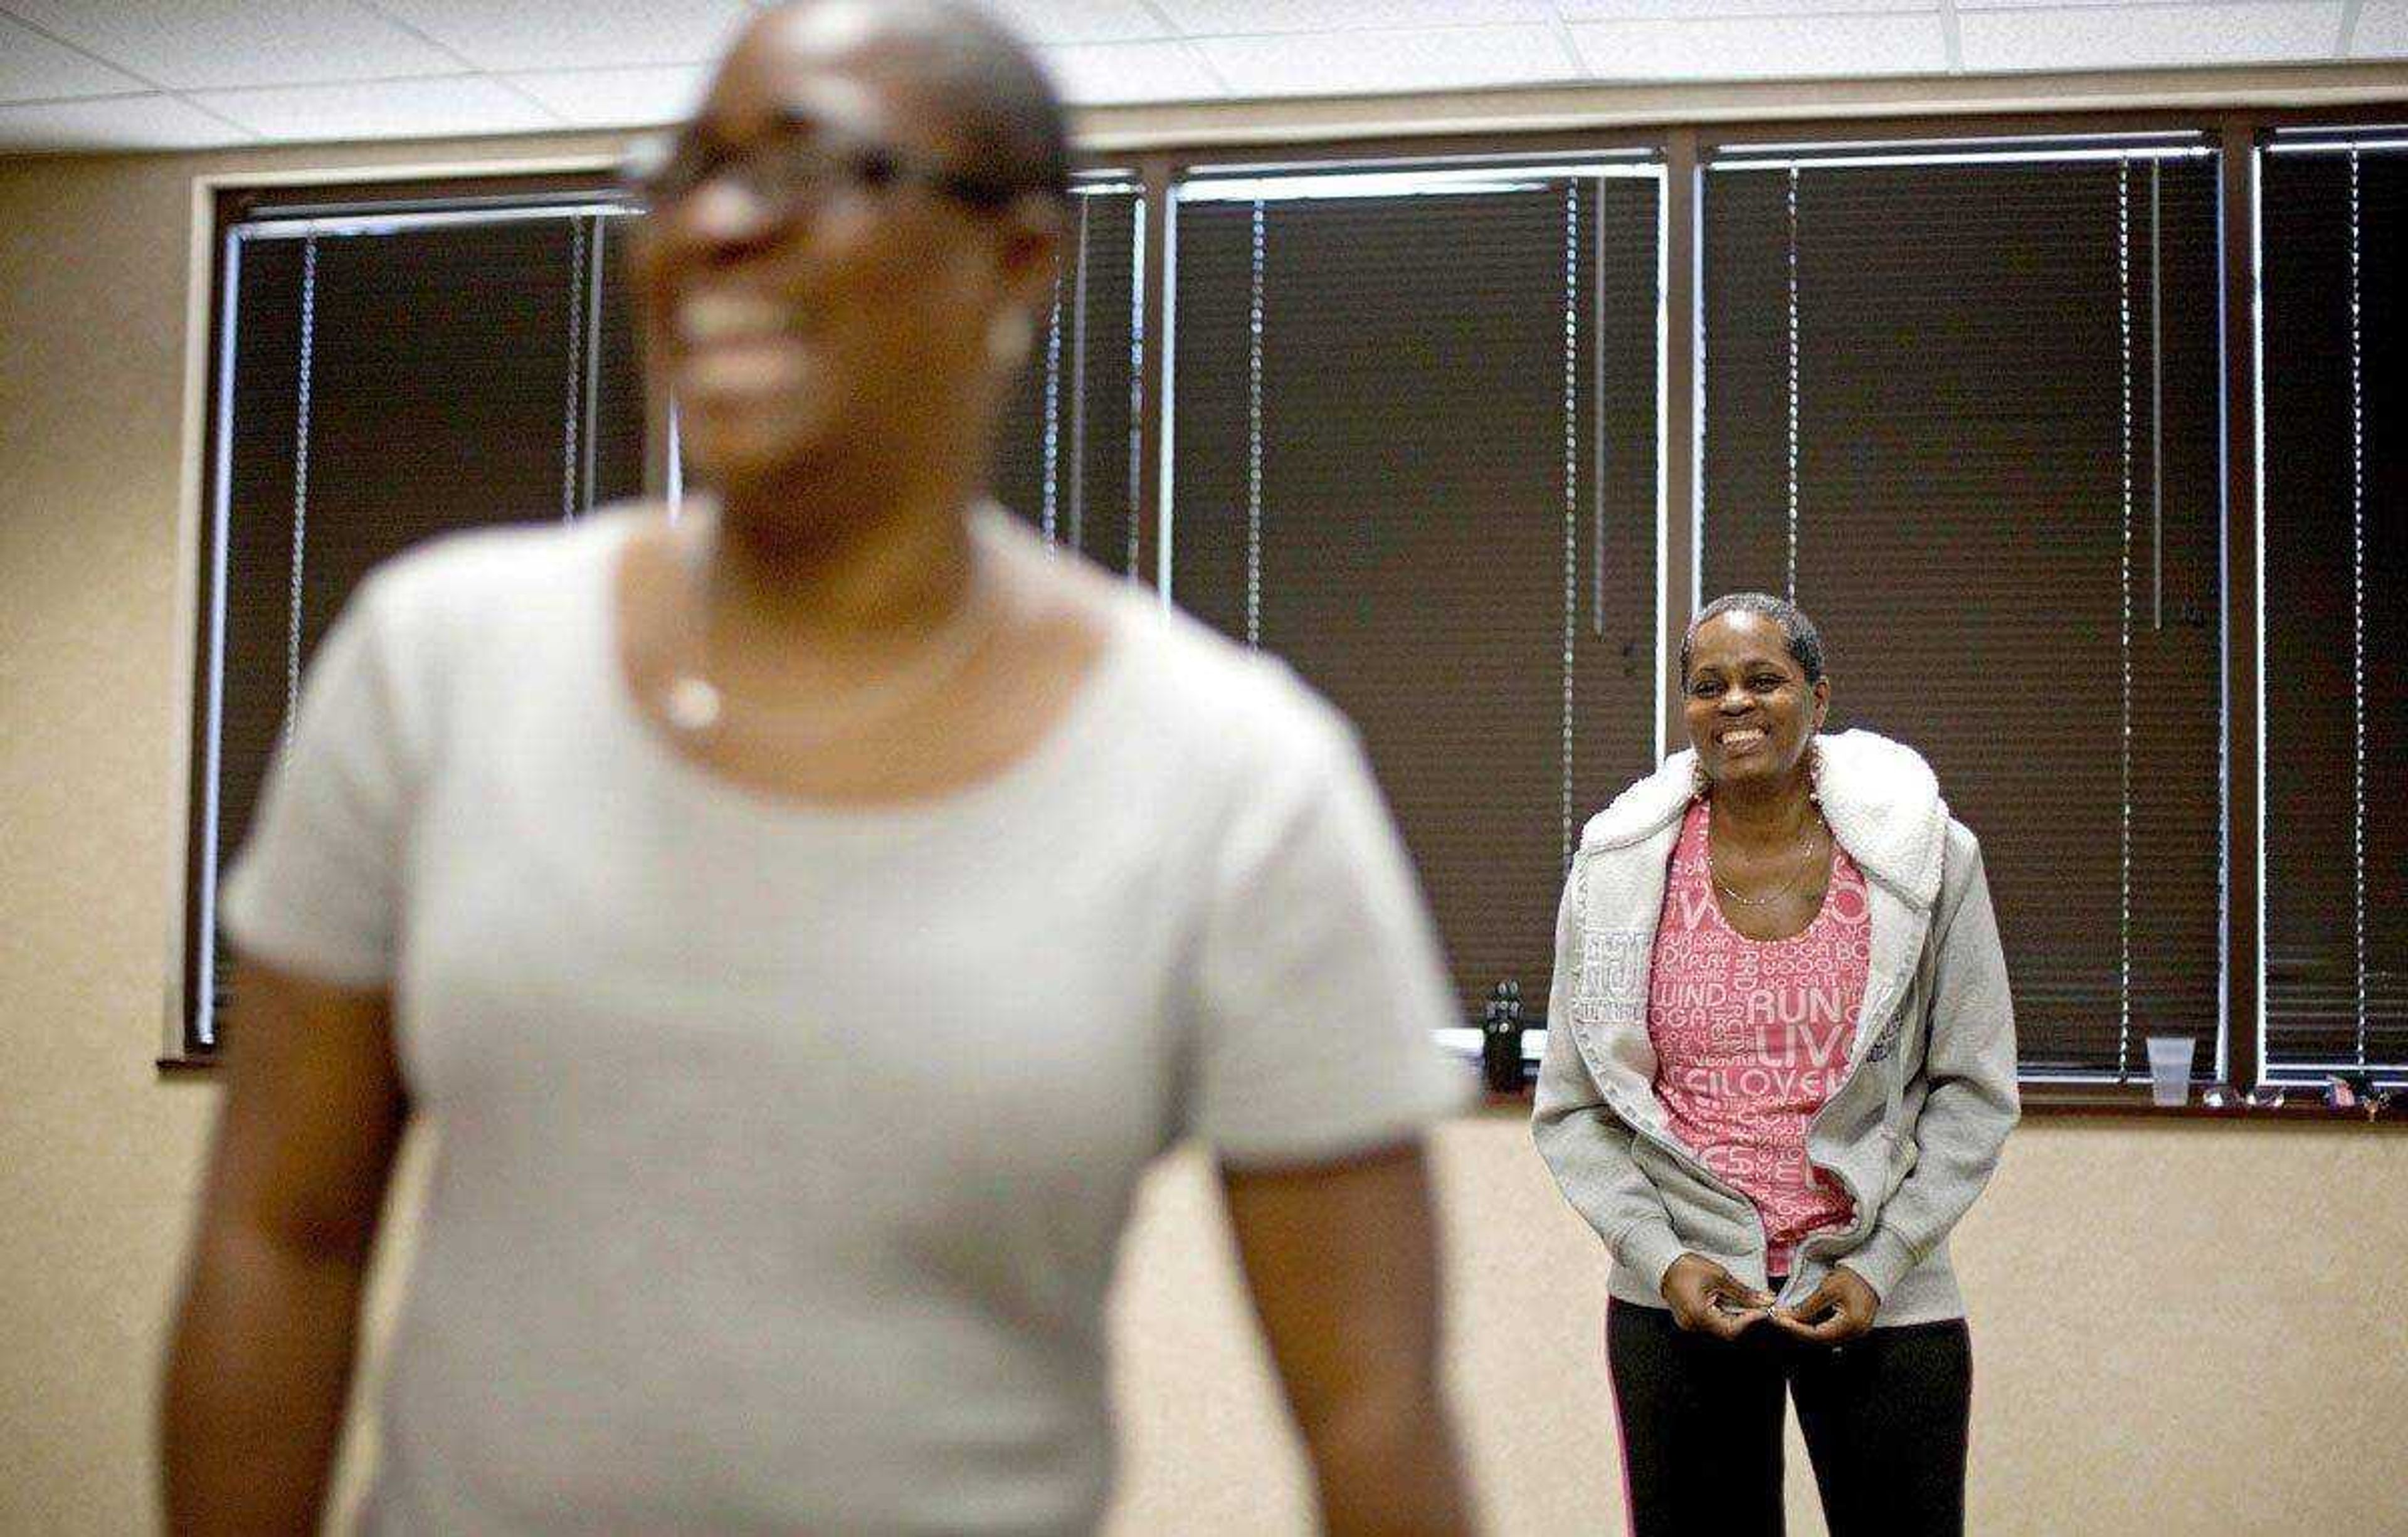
[1679,591,1827,685]
[787,0,1070,206]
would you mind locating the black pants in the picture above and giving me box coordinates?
[1606,1294,1972,1537]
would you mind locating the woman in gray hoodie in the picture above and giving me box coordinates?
[1533,591,2018,1536]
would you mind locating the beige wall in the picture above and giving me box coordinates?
[4,72,2405,1537]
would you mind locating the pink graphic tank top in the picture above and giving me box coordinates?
[1647,800,1871,1274]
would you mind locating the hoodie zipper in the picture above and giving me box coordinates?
[1627,1109,1866,1307]
[1620,976,1898,1307]
[1619,1112,1770,1262]
[1775,978,1909,1304]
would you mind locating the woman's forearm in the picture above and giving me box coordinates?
[161,1218,373,1535]
[1303,1388,1474,1536]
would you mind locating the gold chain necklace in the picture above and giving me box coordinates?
[655,505,1007,744]
[1706,799,1830,907]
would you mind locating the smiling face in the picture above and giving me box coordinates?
[631,2,1063,504]
[1682,610,1830,793]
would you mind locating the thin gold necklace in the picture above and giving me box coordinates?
[1706,799,1829,907]
[655,505,1007,744]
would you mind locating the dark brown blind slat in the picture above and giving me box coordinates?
[2260,145,2408,1078]
[1170,176,1662,1018]
[1702,157,2226,1079]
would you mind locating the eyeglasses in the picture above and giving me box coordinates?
[623,125,1028,222]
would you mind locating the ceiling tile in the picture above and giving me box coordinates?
[1571,14,1946,79]
[362,0,753,71]
[0,0,467,90]
[1161,0,1557,31]
[1038,40,1222,103]
[1958,3,2343,70]
[0,92,248,152]
[191,75,559,142]
[1560,0,1931,14]
[973,1,1173,45]
[2350,0,2408,56]
[0,13,149,100]
[1199,24,1578,95]
[505,63,709,127]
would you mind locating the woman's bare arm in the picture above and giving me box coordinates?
[161,958,408,1536]
[1220,1141,1473,1537]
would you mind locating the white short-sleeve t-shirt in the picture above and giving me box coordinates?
[217,510,1469,1536]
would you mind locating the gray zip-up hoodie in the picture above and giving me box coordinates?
[1532,728,2019,1326]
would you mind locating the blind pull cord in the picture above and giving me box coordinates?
[283,236,319,745]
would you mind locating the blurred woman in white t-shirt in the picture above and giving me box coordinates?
[161,6,1472,1533]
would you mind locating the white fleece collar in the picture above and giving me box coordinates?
[1580,727,1951,909]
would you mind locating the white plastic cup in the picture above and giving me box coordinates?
[2145,1035,2197,1107]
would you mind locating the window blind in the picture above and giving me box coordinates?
[1168,166,1664,1019]
[187,187,1148,1054]
[1700,147,2227,1081]
[2259,137,2408,1084]
[189,204,647,1050]
[991,183,1145,576]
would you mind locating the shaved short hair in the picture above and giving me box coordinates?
[773,0,1071,206]
[1681,591,1828,685]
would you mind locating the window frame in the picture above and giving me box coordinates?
[1160,146,1673,1018]
[2250,124,2408,1092]
[171,164,643,1065]
[1694,125,2234,1099]
[164,108,2408,1123]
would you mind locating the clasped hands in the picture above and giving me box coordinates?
[1660,1253,1876,1345]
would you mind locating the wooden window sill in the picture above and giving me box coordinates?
[1470,1079,2407,1126]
